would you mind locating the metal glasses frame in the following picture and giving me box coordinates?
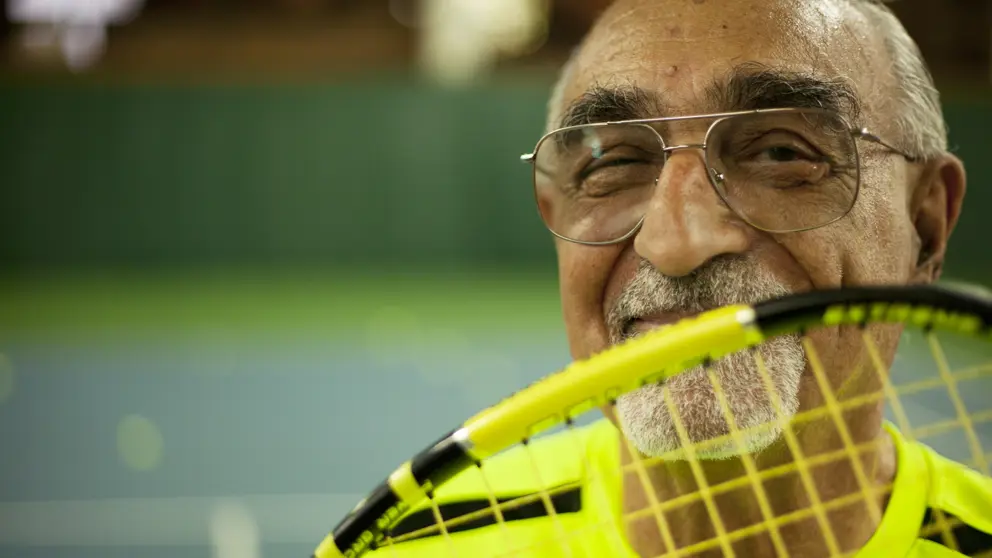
[519,107,918,246]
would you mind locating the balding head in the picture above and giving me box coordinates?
[546,0,946,161]
[535,0,966,470]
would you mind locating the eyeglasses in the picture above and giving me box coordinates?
[520,108,916,246]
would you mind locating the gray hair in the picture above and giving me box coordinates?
[545,0,948,161]
[545,49,580,134]
[856,0,948,159]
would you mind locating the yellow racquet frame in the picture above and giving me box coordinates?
[314,285,992,558]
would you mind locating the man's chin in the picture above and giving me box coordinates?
[689,424,785,461]
[615,378,790,461]
[619,417,786,462]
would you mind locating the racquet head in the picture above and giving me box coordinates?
[314,284,992,558]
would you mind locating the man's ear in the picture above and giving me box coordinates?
[910,153,967,284]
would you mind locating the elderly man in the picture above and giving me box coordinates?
[374,0,991,556]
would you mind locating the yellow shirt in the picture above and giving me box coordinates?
[371,420,992,557]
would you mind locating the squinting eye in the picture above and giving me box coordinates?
[730,130,823,164]
[765,147,804,162]
[583,158,642,175]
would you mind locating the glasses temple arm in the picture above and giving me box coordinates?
[855,128,921,163]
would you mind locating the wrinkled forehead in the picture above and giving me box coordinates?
[561,0,885,125]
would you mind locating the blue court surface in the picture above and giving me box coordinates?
[0,275,989,558]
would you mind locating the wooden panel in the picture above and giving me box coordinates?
[2,7,415,80]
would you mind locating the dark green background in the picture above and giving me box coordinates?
[1,83,990,280]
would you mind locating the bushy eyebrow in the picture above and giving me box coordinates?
[559,84,660,128]
[708,62,863,120]
[557,62,863,129]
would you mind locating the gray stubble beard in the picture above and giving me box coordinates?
[609,257,807,460]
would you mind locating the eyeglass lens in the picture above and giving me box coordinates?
[532,110,861,243]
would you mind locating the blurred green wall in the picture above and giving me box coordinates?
[1,83,989,281]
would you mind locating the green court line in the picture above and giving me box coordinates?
[1,273,986,341]
[0,271,565,339]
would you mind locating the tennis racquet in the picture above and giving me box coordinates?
[314,285,992,558]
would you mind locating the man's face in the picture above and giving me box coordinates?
[552,0,926,458]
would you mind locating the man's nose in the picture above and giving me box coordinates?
[633,151,752,277]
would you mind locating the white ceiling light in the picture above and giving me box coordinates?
[419,0,549,87]
[8,0,145,71]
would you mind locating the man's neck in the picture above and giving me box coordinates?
[620,415,897,558]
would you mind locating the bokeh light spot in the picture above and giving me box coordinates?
[210,499,261,558]
[117,414,164,471]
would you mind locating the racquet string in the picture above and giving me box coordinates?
[375,326,991,557]
[476,459,514,557]
[661,386,736,557]
[427,490,459,557]
[803,337,885,526]
[752,349,842,556]
[616,418,679,553]
[520,439,580,558]
[705,366,789,556]
[563,419,641,557]
[928,334,990,475]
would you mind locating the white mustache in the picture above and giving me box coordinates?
[606,256,794,343]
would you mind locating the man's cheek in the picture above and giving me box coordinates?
[557,245,618,359]
[774,231,845,291]
[843,211,915,285]
[841,177,916,284]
